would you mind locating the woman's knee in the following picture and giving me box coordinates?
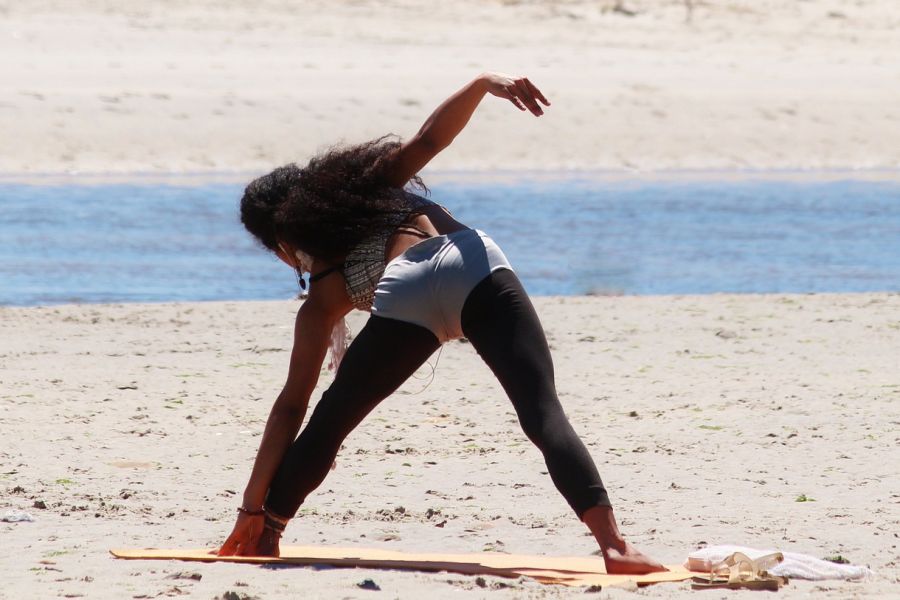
[515,399,565,446]
[517,412,545,446]
[303,388,359,442]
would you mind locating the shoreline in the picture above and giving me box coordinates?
[2,290,899,311]
[3,168,900,188]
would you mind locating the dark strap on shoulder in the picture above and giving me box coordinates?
[395,224,432,239]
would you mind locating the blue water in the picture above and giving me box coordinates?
[1,177,899,306]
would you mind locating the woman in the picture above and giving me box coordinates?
[218,72,666,575]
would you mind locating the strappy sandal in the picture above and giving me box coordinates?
[691,551,788,591]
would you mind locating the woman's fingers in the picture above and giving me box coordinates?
[221,534,255,557]
[497,78,546,116]
[218,534,238,556]
[501,88,527,111]
[483,73,549,116]
[218,525,244,556]
[513,79,543,116]
[218,514,265,556]
[524,78,551,106]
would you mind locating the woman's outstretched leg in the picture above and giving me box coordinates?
[263,315,440,527]
[460,268,666,574]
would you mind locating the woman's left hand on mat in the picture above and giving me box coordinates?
[217,511,265,556]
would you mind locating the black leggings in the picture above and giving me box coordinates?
[264,268,611,519]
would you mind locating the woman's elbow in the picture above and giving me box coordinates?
[271,399,306,427]
[414,131,451,155]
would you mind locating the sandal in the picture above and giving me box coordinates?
[691,551,788,591]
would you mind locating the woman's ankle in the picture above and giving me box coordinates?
[581,505,627,551]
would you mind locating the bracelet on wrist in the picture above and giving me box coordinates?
[237,506,265,516]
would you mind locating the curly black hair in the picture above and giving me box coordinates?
[240,135,427,262]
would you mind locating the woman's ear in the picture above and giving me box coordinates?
[276,242,298,269]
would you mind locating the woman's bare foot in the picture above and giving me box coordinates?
[255,527,281,557]
[601,540,668,575]
[581,505,668,575]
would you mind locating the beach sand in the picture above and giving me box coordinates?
[2,294,898,598]
[1,0,899,176]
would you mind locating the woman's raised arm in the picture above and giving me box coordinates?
[384,72,550,187]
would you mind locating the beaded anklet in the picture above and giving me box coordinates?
[263,509,289,535]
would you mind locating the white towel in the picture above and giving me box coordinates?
[686,545,873,581]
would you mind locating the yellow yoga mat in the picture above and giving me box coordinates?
[110,545,699,587]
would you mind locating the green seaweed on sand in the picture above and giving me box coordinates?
[824,555,850,564]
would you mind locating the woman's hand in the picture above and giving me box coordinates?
[384,72,551,186]
[480,72,550,116]
[217,511,265,556]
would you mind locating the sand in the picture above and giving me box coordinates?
[2,294,898,598]
[1,0,900,176]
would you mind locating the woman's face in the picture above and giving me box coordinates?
[276,241,314,273]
